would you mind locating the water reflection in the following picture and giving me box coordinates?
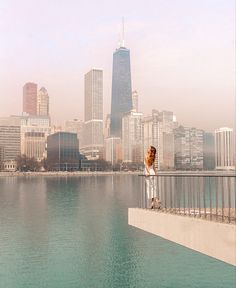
[0,175,235,288]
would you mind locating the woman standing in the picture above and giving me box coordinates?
[144,146,157,208]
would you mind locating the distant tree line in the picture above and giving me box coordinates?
[5,155,144,172]
[16,155,41,172]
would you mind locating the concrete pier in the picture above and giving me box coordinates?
[128,208,236,266]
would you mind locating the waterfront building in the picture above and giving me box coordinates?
[65,119,83,148]
[110,44,132,137]
[105,137,122,165]
[175,126,204,170]
[142,110,176,170]
[0,117,21,162]
[142,115,154,154]
[122,111,143,163]
[81,69,104,160]
[47,132,80,170]
[215,127,235,170]
[37,87,49,116]
[156,111,176,170]
[203,132,215,170]
[3,160,17,172]
[104,114,111,139]
[132,90,138,112]
[0,146,4,162]
[20,115,51,161]
[23,82,38,115]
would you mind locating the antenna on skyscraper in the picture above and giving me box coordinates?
[121,16,125,47]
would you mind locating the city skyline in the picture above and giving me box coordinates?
[0,0,235,132]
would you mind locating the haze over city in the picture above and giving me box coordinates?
[0,0,235,131]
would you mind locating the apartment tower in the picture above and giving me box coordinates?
[81,69,103,159]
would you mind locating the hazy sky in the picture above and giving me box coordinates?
[0,0,235,132]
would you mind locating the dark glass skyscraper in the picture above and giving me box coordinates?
[110,46,132,137]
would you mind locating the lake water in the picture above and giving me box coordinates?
[0,175,235,288]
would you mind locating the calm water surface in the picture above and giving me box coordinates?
[0,175,235,288]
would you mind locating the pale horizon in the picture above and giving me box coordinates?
[0,0,235,132]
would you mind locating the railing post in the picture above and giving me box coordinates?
[178,177,181,215]
[228,177,231,223]
[193,177,196,217]
[235,177,236,225]
[140,175,143,209]
[209,176,212,221]
[198,176,201,218]
[174,176,177,214]
[222,176,224,222]
[170,176,173,212]
[203,177,206,219]
[216,177,219,221]
[163,176,167,211]
[183,176,186,216]
[190,176,193,216]
[188,176,191,216]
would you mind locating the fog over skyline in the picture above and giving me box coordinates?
[0,0,235,132]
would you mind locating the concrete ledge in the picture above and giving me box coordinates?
[128,208,236,266]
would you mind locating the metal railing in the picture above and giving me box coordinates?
[139,173,236,224]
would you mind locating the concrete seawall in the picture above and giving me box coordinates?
[0,171,140,177]
[128,208,236,266]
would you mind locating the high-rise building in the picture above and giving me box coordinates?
[104,114,111,139]
[37,87,49,116]
[81,69,103,160]
[65,119,83,149]
[156,111,176,170]
[142,110,176,170]
[20,115,51,161]
[23,82,38,115]
[122,111,143,163]
[215,127,235,170]
[203,132,215,170]
[142,115,154,154]
[110,44,132,137]
[0,117,21,162]
[132,90,138,112]
[47,132,80,171]
[174,126,204,170]
[105,137,122,165]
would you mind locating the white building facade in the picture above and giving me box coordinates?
[20,116,51,161]
[142,110,176,170]
[122,111,143,163]
[37,87,49,116]
[215,127,235,170]
[174,126,204,170]
[105,137,121,165]
[81,69,104,160]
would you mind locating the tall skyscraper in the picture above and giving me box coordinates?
[174,126,204,170]
[65,119,83,149]
[132,90,138,112]
[104,114,111,139]
[203,132,215,170]
[23,82,38,115]
[20,115,51,161]
[37,87,49,116]
[215,127,235,170]
[81,69,103,160]
[122,111,143,163]
[105,137,121,165]
[142,110,176,170]
[0,117,21,165]
[110,43,132,137]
